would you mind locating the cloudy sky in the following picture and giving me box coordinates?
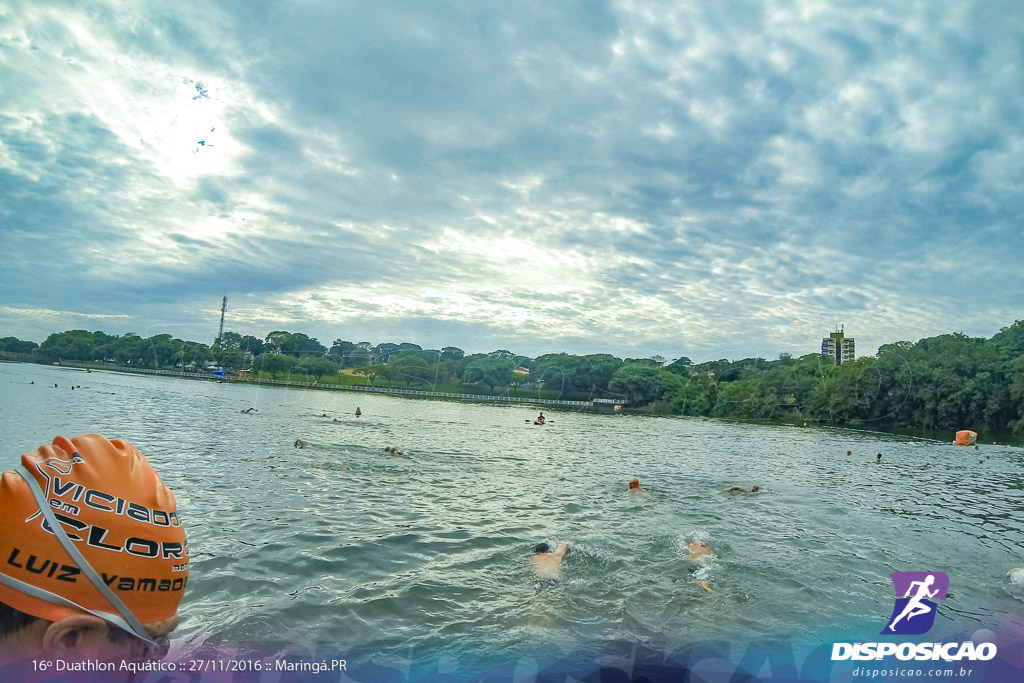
[1,1,1021,363]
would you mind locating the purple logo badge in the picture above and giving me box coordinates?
[882,571,949,635]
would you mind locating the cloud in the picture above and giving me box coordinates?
[0,0,1021,360]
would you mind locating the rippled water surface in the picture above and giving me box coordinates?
[3,363,1023,669]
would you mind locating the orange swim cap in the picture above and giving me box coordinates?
[0,434,188,640]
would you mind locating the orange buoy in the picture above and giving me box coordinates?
[954,430,977,446]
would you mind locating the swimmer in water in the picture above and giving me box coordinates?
[294,438,310,448]
[628,477,647,494]
[723,485,759,493]
[241,407,257,414]
[876,453,882,463]
[383,446,403,456]
[0,433,187,661]
[531,541,567,584]
[687,540,715,593]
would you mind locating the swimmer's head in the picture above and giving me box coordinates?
[535,542,551,554]
[0,434,188,641]
[751,485,760,492]
[629,477,640,489]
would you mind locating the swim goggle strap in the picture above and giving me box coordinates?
[0,464,157,647]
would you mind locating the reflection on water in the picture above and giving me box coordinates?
[3,362,1024,667]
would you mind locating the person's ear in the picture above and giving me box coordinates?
[41,614,109,657]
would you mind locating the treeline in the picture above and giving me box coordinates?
[4,321,1024,434]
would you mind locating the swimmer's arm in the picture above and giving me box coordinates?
[552,541,568,559]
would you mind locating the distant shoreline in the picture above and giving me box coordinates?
[7,358,595,410]
[10,358,1022,447]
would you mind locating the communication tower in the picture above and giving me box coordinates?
[218,296,228,339]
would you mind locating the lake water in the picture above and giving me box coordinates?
[2,362,1023,679]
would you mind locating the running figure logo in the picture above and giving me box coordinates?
[882,571,949,635]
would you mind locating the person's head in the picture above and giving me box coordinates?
[535,542,551,554]
[0,434,188,661]
[846,450,852,455]
[629,477,640,489]
[751,485,760,492]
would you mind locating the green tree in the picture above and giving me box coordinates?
[671,377,714,416]
[91,331,119,360]
[376,362,400,386]
[462,355,515,391]
[608,364,683,407]
[389,354,435,387]
[353,364,385,386]
[991,320,1024,358]
[112,333,145,364]
[576,354,623,395]
[1010,355,1024,433]
[141,334,176,367]
[441,346,465,361]
[530,353,582,396]
[254,352,292,379]
[397,342,423,356]
[348,342,373,367]
[436,358,461,384]
[298,356,339,381]
[0,337,39,354]
[263,331,292,354]
[328,340,357,367]
[240,335,264,358]
[374,343,401,363]
[211,332,245,369]
[173,341,211,369]
[712,377,779,419]
[667,356,693,373]
[37,330,97,362]
[279,333,327,358]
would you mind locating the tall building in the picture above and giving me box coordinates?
[821,325,855,364]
